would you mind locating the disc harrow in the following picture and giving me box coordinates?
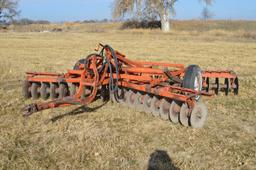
[22,43,239,128]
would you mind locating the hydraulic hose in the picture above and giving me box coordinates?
[99,45,120,100]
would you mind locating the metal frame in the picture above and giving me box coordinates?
[22,44,239,127]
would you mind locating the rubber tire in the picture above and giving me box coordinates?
[190,101,208,128]
[179,103,189,127]
[31,83,40,100]
[169,101,181,124]
[73,54,102,70]
[22,80,31,99]
[182,65,202,101]
[40,83,50,100]
[73,59,86,70]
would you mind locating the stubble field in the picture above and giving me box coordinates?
[0,22,256,169]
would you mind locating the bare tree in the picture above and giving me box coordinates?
[0,0,19,24]
[112,0,143,20]
[200,0,214,20]
[145,0,177,32]
[200,0,214,6]
[113,0,177,32]
[112,0,214,32]
[202,7,213,20]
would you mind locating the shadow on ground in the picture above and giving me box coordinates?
[50,101,108,122]
[148,150,179,170]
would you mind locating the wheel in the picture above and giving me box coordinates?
[234,77,239,95]
[143,94,152,114]
[150,96,161,117]
[127,90,136,107]
[71,54,102,104]
[50,83,58,99]
[190,101,208,128]
[73,54,103,70]
[73,54,100,104]
[73,59,86,70]
[179,103,189,127]
[159,99,170,121]
[169,101,181,123]
[134,92,144,111]
[31,83,40,100]
[225,78,229,96]
[59,83,68,98]
[182,65,203,101]
[40,82,50,100]
[22,80,31,99]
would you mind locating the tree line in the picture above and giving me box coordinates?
[1,0,214,32]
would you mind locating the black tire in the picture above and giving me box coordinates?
[31,83,40,100]
[182,65,202,101]
[73,54,103,70]
[73,59,86,70]
[22,80,31,99]
[40,82,50,100]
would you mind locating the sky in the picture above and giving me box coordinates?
[18,0,256,22]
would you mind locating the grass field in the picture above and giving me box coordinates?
[0,21,256,169]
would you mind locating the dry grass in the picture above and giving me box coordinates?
[171,20,256,32]
[0,21,256,169]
